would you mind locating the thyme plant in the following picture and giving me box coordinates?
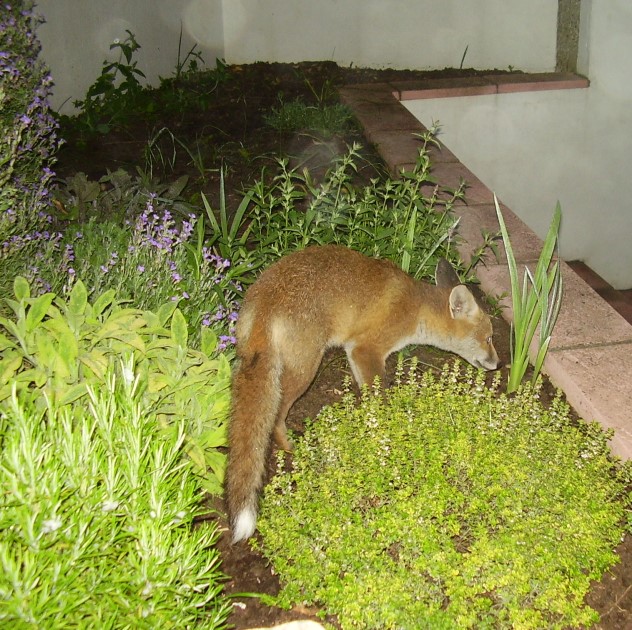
[257,363,628,629]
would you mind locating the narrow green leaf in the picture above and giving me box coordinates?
[57,382,88,406]
[92,289,117,318]
[157,301,178,327]
[205,449,227,484]
[199,425,228,449]
[0,332,17,352]
[0,354,23,382]
[148,372,173,393]
[57,328,79,377]
[68,280,88,316]
[201,327,218,357]
[79,352,108,379]
[0,316,27,354]
[184,440,208,473]
[102,332,146,353]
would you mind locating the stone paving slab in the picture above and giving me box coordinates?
[545,344,632,460]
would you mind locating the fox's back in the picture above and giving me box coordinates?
[237,245,421,347]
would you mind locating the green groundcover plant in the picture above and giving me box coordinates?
[256,363,628,629]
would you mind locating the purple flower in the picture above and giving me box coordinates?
[218,335,237,351]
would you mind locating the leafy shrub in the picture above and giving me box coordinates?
[68,30,146,135]
[59,30,229,140]
[0,277,231,494]
[0,1,60,296]
[256,363,628,629]
[0,363,230,627]
[244,137,465,281]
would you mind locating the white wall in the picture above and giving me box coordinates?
[222,0,557,72]
[37,0,224,113]
[403,0,632,289]
[36,0,556,113]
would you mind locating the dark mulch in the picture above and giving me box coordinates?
[55,61,632,629]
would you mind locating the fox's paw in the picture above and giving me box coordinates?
[231,507,257,544]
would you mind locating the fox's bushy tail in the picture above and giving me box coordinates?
[225,347,282,543]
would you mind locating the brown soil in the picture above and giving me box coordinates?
[55,62,632,629]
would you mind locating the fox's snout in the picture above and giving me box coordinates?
[475,349,501,371]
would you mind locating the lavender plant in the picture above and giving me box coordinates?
[0,1,61,298]
[62,196,244,352]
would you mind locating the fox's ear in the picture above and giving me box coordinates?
[435,259,461,288]
[448,285,479,320]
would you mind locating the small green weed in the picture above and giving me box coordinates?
[59,31,229,141]
[257,363,627,629]
[264,98,355,137]
[68,30,147,135]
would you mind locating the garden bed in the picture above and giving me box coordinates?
[54,61,632,629]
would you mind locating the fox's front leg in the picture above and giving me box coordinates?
[347,345,387,388]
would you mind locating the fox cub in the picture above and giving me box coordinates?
[226,245,499,542]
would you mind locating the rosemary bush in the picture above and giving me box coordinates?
[257,363,628,629]
[0,366,230,627]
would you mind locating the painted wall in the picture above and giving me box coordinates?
[36,0,556,113]
[403,0,632,289]
[222,0,556,71]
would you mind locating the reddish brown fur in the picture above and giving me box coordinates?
[225,245,499,542]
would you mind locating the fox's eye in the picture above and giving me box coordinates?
[486,336,493,345]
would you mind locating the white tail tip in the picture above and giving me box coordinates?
[231,507,257,543]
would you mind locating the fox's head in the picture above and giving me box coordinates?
[445,285,500,370]
[435,260,500,371]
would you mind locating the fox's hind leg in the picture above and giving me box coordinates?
[272,351,324,451]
